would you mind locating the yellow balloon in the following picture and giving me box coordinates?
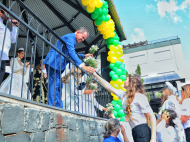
[107,56,111,62]
[113,83,119,89]
[116,79,123,85]
[110,57,117,63]
[108,51,115,56]
[87,5,95,13]
[110,81,114,86]
[82,0,90,6]
[113,95,119,101]
[109,46,118,52]
[89,0,97,7]
[96,0,103,8]
[110,32,115,38]
[103,34,108,39]
[118,58,124,63]
[111,92,115,96]
[121,88,127,91]
[116,52,122,58]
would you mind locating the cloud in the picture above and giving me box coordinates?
[146,4,157,12]
[157,0,182,23]
[131,28,146,43]
[180,0,190,10]
[184,26,188,28]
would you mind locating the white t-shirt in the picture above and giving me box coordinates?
[156,120,177,142]
[158,95,181,117]
[181,98,190,129]
[115,91,153,129]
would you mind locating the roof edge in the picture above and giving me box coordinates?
[107,0,127,41]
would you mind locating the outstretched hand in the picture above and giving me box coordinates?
[82,66,95,73]
[85,53,93,58]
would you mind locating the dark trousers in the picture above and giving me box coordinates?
[132,123,151,142]
[185,127,190,142]
[0,60,6,85]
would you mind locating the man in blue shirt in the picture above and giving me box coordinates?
[44,27,95,108]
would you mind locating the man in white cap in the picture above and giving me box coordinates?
[0,9,18,84]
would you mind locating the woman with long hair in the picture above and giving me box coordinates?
[180,84,190,142]
[158,87,181,118]
[157,109,186,142]
[93,72,156,142]
[103,118,128,142]
[0,48,31,99]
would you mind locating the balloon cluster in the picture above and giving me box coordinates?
[82,0,115,39]
[81,0,127,119]
[111,100,126,121]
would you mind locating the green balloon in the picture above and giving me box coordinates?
[118,109,125,117]
[109,71,115,77]
[119,75,126,81]
[109,63,115,69]
[114,61,122,68]
[98,14,105,21]
[101,8,107,15]
[122,70,127,75]
[95,19,102,26]
[111,74,118,81]
[117,99,122,105]
[111,100,117,105]
[109,38,114,44]
[115,116,120,119]
[120,116,126,122]
[94,7,102,14]
[114,104,121,111]
[107,44,111,49]
[113,67,118,72]
[104,15,110,22]
[113,110,118,117]
[105,39,109,45]
[119,65,125,71]
[91,13,99,20]
[113,40,119,46]
[115,69,122,76]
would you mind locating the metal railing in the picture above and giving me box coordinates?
[0,0,111,118]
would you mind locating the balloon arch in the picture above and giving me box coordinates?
[81,0,127,121]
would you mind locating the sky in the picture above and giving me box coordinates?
[113,0,190,79]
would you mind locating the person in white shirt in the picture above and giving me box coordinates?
[0,9,18,85]
[157,109,186,142]
[180,84,190,142]
[92,72,156,142]
[158,87,181,117]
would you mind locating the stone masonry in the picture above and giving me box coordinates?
[0,96,107,142]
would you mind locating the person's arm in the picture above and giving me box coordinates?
[138,94,156,142]
[10,20,18,43]
[147,111,157,142]
[181,115,189,124]
[78,54,85,58]
[92,72,124,99]
[180,99,190,124]
[120,124,129,142]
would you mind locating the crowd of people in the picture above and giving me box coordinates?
[95,72,190,142]
[0,9,190,142]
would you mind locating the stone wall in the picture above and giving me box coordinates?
[0,95,107,142]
